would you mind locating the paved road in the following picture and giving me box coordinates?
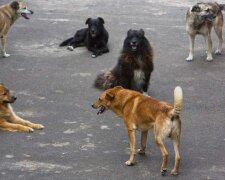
[0,0,225,179]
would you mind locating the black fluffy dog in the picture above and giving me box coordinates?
[94,29,154,93]
[60,17,109,58]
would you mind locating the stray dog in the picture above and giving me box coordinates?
[59,17,109,58]
[0,1,33,58]
[186,2,225,61]
[94,29,153,93]
[92,86,183,175]
[0,83,44,132]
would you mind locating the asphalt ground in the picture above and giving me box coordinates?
[0,0,224,179]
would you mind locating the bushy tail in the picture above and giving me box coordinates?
[219,4,225,11]
[93,71,117,90]
[59,37,73,47]
[173,86,183,116]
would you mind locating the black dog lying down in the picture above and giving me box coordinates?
[60,17,109,58]
[94,29,154,93]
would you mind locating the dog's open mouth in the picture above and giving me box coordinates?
[97,105,106,115]
[131,45,137,51]
[21,13,30,19]
[91,33,97,38]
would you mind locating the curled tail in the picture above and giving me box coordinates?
[94,71,118,90]
[59,37,73,47]
[173,86,183,116]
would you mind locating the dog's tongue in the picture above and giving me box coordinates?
[97,106,106,115]
[21,13,29,20]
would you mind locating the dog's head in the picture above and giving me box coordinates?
[191,3,217,22]
[10,1,34,20]
[92,86,123,115]
[0,83,17,104]
[85,17,105,38]
[123,29,146,52]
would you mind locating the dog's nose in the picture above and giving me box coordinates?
[30,10,34,14]
[91,104,94,108]
[12,96,17,101]
[131,41,137,46]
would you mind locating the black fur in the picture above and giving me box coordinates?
[94,29,154,93]
[10,1,19,10]
[60,17,109,58]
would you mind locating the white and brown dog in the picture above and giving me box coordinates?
[186,2,225,61]
[0,1,33,58]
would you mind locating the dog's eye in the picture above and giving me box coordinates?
[99,98,102,101]
[206,8,209,12]
[1,92,7,95]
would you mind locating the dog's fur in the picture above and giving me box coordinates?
[0,83,44,132]
[186,2,225,61]
[60,17,109,58]
[92,86,183,175]
[0,1,33,58]
[94,29,153,93]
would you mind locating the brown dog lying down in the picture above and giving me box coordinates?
[0,83,44,132]
[92,86,183,175]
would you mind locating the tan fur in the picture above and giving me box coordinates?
[0,1,33,57]
[92,86,183,175]
[186,2,224,61]
[0,83,44,132]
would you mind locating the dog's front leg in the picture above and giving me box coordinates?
[125,127,136,166]
[204,34,213,61]
[138,131,148,155]
[12,116,44,130]
[0,121,34,132]
[1,36,10,58]
[186,34,195,61]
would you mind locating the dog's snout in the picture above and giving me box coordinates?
[12,96,17,101]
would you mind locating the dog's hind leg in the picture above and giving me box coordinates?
[171,136,181,175]
[214,25,223,55]
[186,34,195,61]
[1,36,10,58]
[137,130,148,155]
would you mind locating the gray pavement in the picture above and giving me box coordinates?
[0,0,225,179]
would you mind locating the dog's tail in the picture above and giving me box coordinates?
[172,86,183,116]
[219,4,225,11]
[59,37,73,47]
[94,71,117,90]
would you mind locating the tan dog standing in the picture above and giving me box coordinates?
[0,83,44,132]
[186,2,225,61]
[0,1,33,58]
[92,86,183,175]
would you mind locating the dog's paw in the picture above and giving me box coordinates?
[171,169,179,176]
[25,127,34,133]
[206,56,213,61]
[67,46,74,51]
[137,148,145,155]
[34,124,44,130]
[125,160,135,166]
[186,56,193,61]
[161,168,167,176]
[3,53,10,58]
[91,54,97,58]
[215,49,222,55]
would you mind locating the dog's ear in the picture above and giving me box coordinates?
[139,29,145,36]
[105,93,114,100]
[10,1,20,10]
[85,18,91,25]
[127,29,132,36]
[191,5,201,12]
[98,17,105,24]
[219,4,225,11]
